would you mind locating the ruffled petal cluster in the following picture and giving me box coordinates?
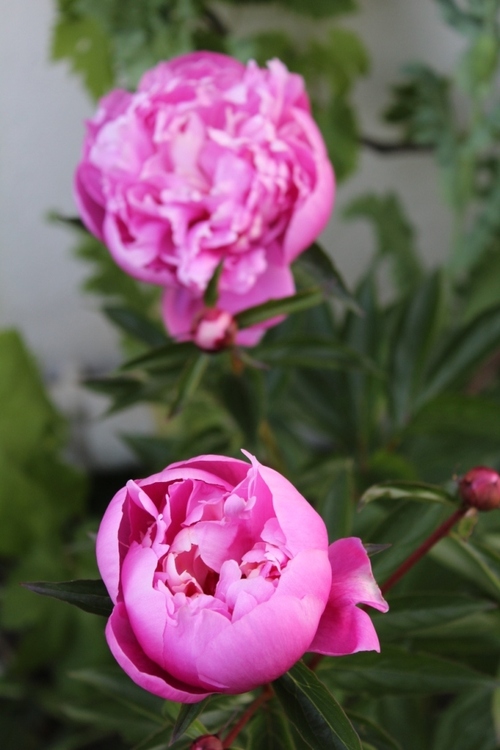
[75,53,334,346]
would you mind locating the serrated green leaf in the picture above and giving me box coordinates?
[51,15,114,98]
[359,480,455,507]
[273,660,362,750]
[23,579,113,617]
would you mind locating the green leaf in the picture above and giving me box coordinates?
[273,660,362,750]
[215,371,263,444]
[346,712,402,750]
[431,535,500,602]
[384,64,452,147]
[367,503,449,580]
[254,339,379,373]
[170,698,211,744]
[318,645,498,695]
[51,15,114,99]
[463,247,500,322]
[248,698,298,750]
[419,303,500,404]
[23,579,113,617]
[372,593,497,641]
[235,289,324,329]
[387,271,444,426]
[432,687,499,750]
[315,96,360,182]
[169,355,210,416]
[203,261,224,308]
[435,0,484,36]
[103,306,168,348]
[70,667,166,723]
[120,341,198,372]
[343,193,423,295]
[359,480,455,508]
[295,243,362,313]
[408,393,500,442]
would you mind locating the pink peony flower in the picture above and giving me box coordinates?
[75,52,334,345]
[96,452,387,703]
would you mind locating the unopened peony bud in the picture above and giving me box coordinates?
[192,308,237,351]
[190,735,223,750]
[459,466,500,511]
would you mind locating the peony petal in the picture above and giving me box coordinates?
[251,458,328,555]
[121,545,170,667]
[196,590,325,693]
[106,603,212,703]
[96,486,129,603]
[309,537,388,656]
[282,108,335,262]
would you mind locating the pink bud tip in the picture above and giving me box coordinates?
[192,308,237,351]
[190,736,224,750]
[459,466,500,511]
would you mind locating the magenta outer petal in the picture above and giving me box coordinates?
[149,454,250,489]
[162,263,295,347]
[254,461,329,555]
[309,538,388,656]
[106,604,212,703]
[282,109,335,263]
[96,487,128,603]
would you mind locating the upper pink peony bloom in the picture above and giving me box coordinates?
[75,52,334,345]
[96,452,387,703]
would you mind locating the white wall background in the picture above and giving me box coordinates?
[0,0,464,465]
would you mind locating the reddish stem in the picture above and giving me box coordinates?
[380,504,470,595]
[222,686,272,748]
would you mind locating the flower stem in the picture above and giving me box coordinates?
[222,686,272,748]
[380,503,470,595]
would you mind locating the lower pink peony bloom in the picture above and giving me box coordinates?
[75,52,334,346]
[96,452,387,702]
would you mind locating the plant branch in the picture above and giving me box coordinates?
[380,504,471,595]
[222,686,272,748]
[360,136,434,154]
